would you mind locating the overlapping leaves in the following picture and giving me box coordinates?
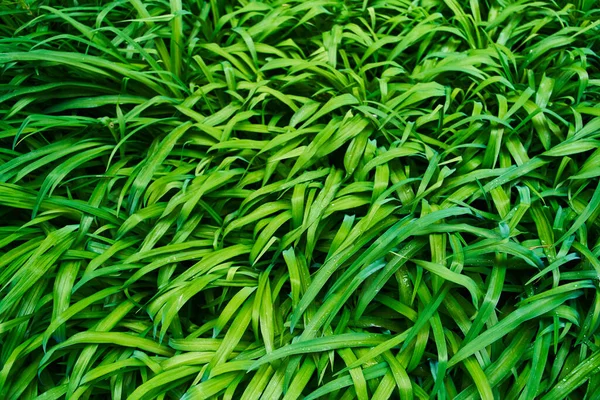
[1,0,600,399]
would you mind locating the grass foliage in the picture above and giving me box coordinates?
[1,0,600,398]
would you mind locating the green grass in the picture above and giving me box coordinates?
[1,0,600,398]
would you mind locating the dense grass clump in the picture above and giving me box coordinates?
[1,0,600,398]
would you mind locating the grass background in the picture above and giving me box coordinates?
[1,0,600,398]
